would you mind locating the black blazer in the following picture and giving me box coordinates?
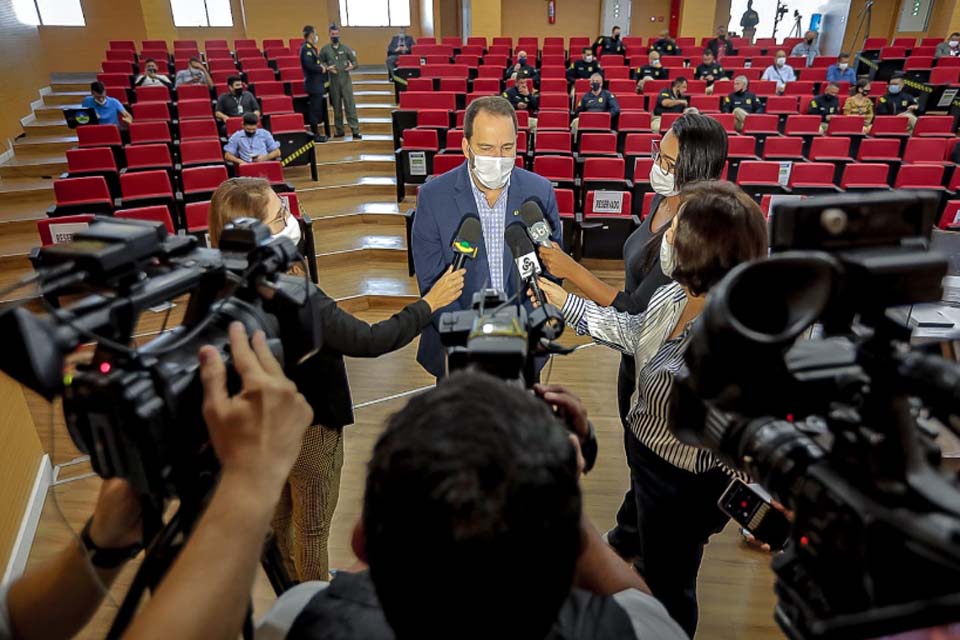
[300,41,327,95]
[292,291,432,428]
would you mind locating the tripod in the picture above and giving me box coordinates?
[789,11,803,38]
[772,0,788,39]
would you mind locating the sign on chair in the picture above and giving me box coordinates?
[49,222,90,244]
[592,190,624,214]
[408,151,427,176]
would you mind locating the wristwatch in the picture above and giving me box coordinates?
[80,517,143,569]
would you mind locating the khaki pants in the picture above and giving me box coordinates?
[570,116,580,137]
[819,121,829,134]
[903,111,918,133]
[733,107,748,132]
[650,115,661,132]
[329,73,360,135]
[271,423,344,581]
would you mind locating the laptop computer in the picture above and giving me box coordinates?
[63,107,99,129]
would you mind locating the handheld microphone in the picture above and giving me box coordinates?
[519,197,554,248]
[506,223,564,341]
[451,215,483,270]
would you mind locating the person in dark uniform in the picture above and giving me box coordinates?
[877,71,919,132]
[651,30,680,56]
[567,47,603,85]
[635,51,668,92]
[807,81,841,133]
[571,73,620,135]
[502,71,539,132]
[300,25,328,143]
[386,26,415,79]
[652,76,689,131]
[594,25,626,57]
[705,24,734,58]
[694,49,727,95]
[721,75,763,132]
[535,114,731,638]
[504,50,540,87]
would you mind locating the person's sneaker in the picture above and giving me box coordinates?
[334,131,346,138]
[352,131,362,139]
[602,528,638,562]
[314,134,327,143]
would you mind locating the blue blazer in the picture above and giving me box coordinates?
[411,162,563,378]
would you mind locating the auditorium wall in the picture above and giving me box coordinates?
[630,0,674,39]
[0,0,47,152]
[499,0,603,41]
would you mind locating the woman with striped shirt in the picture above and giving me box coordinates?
[537,180,768,637]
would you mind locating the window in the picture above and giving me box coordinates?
[338,0,410,27]
[13,0,86,26]
[170,0,233,27]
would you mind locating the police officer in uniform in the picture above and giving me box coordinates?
[571,73,620,136]
[634,51,667,92]
[502,70,539,133]
[594,26,626,57]
[651,31,681,56]
[320,24,361,139]
[567,48,603,85]
[386,26,414,80]
[504,50,540,87]
[721,75,762,132]
[694,49,727,95]
[652,76,689,131]
[807,81,841,133]
[877,71,920,132]
[300,25,328,143]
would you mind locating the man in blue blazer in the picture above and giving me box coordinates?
[412,96,563,379]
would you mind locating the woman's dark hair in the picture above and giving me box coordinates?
[856,78,870,93]
[670,180,768,296]
[642,113,729,272]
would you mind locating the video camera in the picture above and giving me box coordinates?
[672,191,960,639]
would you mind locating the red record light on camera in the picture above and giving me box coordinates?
[99,362,112,374]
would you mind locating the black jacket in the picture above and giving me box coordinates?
[567,59,603,82]
[722,90,763,113]
[292,293,431,428]
[635,64,667,81]
[694,62,725,84]
[502,86,539,113]
[300,41,327,96]
[808,93,840,120]
[651,38,680,56]
[595,35,625,56]
[877,91,918,115]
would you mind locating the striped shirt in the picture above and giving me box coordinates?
[469,174,511,292]
[562,282,739,475]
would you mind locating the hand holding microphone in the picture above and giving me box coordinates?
[423,215,482,312]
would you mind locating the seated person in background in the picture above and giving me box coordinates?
[761,50,796,94]
[652,76,689,131]
[877,71,919,132]
[571,73,620,136]
[722,75,763,132]
[81,81,132,126]
[257,372,688,640]
[791,30,820,67]
[935,32,960,59]
[567,48,603,86]
[635,50,667,93]
[386,26,414,79]
[807,81,841,133]
[175,56,214,88]
[215,76,260,125]
[843,78,874,133]
[502,71,539,133]
[594,25,626,57]
[224,113,281,165]
[134,58,172,87]
[694,49,726,95]
[651,30,680,56]
[826,52,856,85]
[706,24,734,58]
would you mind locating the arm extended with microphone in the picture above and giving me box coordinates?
[505,223,564,343]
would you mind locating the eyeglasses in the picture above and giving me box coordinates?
[266,196,290,231]
[651,140,677,173]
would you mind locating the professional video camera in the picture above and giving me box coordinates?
[0,216,322,637]
[673,191,960,639]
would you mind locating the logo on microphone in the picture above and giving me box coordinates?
[516,251,541,279]
[453,239,479,258]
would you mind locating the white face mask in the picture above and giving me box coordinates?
[649,162,678,197]
[950,40,959,47]
[776,57,786,66]
[839,62,848,70]
[273,204,302,246]
[659,233,676,278]
[471,151,514,190]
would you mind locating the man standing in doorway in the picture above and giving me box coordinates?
[300,25,328,143]
[321,24,362,139]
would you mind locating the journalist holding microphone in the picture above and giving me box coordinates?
[207,177,465,582]
[536,180,768,637]
[410,96,562,379]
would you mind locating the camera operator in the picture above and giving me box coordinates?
[534,180,768,637]
[208,178,465,583]
[256,371,687,640]
[0,323,313,640]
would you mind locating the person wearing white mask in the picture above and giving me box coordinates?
[411,96,563,379]
[534,179,769,637]
[935,32,960,59]
[761,49,796,94]
[206,177,467,584]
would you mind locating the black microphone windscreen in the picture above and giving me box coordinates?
[505,223,535,258]
[452,215,483,259]
[519,197,548,226]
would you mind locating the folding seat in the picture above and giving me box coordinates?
[65,147,120,197]
[175,100,213,123]
[115,205,176,234]
[825,115,866,139]
[577,133,618,159]
[783,114,823,150]
[759,194,805,219]
[515,110,530,132]
[453,54,479,67]
[735,161,786,202]
[541,54,566,67]
[234,39,257,50]
[870,115,911,141]
[179,139,226,168]
[752,80,780,97]
[533,155,575,191]
[106,50,137,63]
[800,67,827,82]
[784,81,817,97]
[276,68,307,99]
[540,93,570,111]
[179,119,220,142]
[466,37,486,48]
[122,144,175,179]
[129,122,173,150]
[48,177,114,217]
[184,200,211,243]
[259,94,294,116]
[245,68,276,84]
[617,95,646,113]
[235,161,292,190]
[136,84,171,103]
[577,112,612,136]
[109,40,136,51]
[181,165,229,202]
[432,154,465,175]
[788,162,841,195]
[630,157,654,204]
[581,157,627,203]
[754,37,777,49]
[937,202,960,230]
[399,129,439,189]
[405,78,434,92]
[274,55,301,71]
[904,56,935,71]
[840,163,891,191]
[913,116,955,138]
[208,58,238,73]
[176,84,213,102]
[921,37,942,46]
[534,130,573,155]
[856,137,902,180]
[937,56,960,68]
[762,136,804,161]
[97,72,132,89]
[132,102,172,123]
[76,124,124,155]
[930,68,960,85]
[601,55,625,68]
[236,48,264,63]
[903,138,951,166]
[540,66,567,79]
[724,135,759,183]
[742,113,781,153]
[477,65,503,80]
[691,95,720,113]
[140,49,170,65]
[657,112,682,133]
[894,165,947,208]
[608,79,636,95]
[142,40,168,52]
[553,187,577,252]
[439,78,468,93]
[537,110,571,132]
[492,37,513,48]
[579,190,636,259]
[710,113,738,135]
[102,60,135,74]
[37,214,96,246]
[249,80,286,97]
[399,92,458,111]
[808,136,853,172]
[262,38,285,51]
[606,66,631,80]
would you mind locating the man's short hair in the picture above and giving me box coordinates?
[226,75,242,86]
[735,75,749,85]
[612,25,621,31]
[838,52,850,60]
[145,57,157,65]
[826,81,840,90]
[90,81,105,95]
[329,23,339,30]
[672,75,688,87]
[463,96,518,140]
[582,46,592,54]
[189,56,201,64]
[303,24,315,37]
[703,49,714,56]
[590,72,603,82]
[363,371,582,640]
[242,112,259,126]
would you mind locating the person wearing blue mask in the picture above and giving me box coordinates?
[826,52,856,85]
[223,113,281,164]
[571,73,620,136]
[877,71,919,132]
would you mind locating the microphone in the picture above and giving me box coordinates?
[451,215,483,270]
[519,197,554,248]
[506,223,564,341]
